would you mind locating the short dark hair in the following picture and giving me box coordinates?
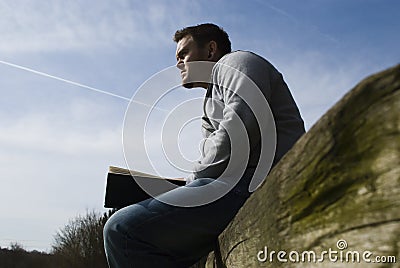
[173,23,231,56]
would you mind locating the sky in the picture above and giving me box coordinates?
[0,0,399,252]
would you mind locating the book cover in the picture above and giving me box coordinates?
[104,166,186,209]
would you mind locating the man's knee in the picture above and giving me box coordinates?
[104,204,152,245]
[103,212,123,247]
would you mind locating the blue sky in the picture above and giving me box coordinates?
[0,0,399,251]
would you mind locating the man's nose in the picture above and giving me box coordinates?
[176,60,184,70]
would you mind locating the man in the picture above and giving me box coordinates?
[104,23,305,267]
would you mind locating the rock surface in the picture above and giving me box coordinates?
[201,65,400,267]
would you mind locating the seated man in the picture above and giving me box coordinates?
[104,23,305,268]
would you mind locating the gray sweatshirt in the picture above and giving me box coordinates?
[186,51,305,190]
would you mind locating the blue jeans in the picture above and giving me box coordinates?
[103,178,250,268]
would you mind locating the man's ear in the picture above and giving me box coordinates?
[207,41,219,60]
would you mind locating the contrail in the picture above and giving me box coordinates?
[0,59,168,112]
[0,59,131,101]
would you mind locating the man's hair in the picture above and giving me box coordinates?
[173,23,231,56]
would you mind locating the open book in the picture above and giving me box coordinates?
[104,166,186,209]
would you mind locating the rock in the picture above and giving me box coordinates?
[203,64,400,267]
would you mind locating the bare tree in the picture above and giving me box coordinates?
[9,242,25,253]
[52,210,113,268]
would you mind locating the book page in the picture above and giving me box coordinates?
[108,166,186,181]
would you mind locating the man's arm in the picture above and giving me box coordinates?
[187,51,274,183]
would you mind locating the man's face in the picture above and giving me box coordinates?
[175,35,209,88]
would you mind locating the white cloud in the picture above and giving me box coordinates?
[0,96,126,251]
[0,98,122,155]
[0,0,194,54]
[263,49,372,130]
